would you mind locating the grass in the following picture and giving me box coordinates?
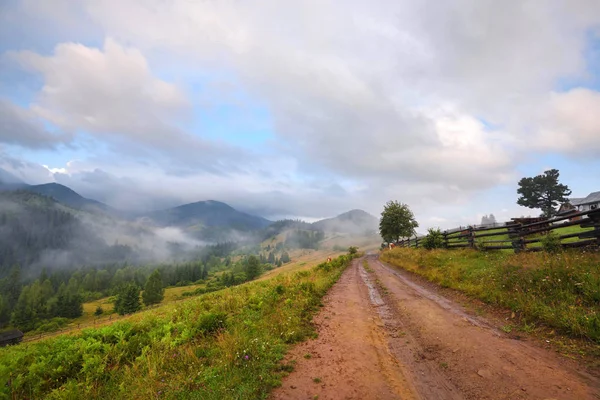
[0,254,357,399]
[381,247,600,342]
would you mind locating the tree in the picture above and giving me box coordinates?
[94,305,104,316]
[379,201,419,243]
[142,270,165,306]
[348,246,358,255]
[281,251,291,263]
[52,283,83,319]
[244,255,261,281]
[422,228,445,250]
[114,284,141,315]
[517,169,571,217]
[11,286,36,332]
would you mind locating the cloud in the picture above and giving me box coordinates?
[535,88,600,156]
[0,99,72,149]
[3,0,600,229]
[7,39,252,173]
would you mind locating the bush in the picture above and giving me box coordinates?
[348,246,358,255]
[422,228,445,250]
[35,317,69,333]
[94,306,104,316]
[541,231,562,253]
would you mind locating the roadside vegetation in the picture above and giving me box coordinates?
[381,247,600,342]
[0,253,357,399]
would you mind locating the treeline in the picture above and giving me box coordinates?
[284,229,325,249]
[0,240,290,333]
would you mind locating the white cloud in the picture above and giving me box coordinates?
[535,88,600,156]
[3,0,600,227]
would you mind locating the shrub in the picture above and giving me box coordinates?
[94,305,104,316]
[348,246,358,255]
[541,231,562,253]
[422,228,445,250]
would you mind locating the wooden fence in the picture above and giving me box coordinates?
[396,208,600,253]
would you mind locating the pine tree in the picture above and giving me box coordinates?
[244,255,261,281]
[11,286,36,332]
[268,251,275,264]
[142,270,164,306]
[0,294,10,327]
[114,284,141,315]
[281,251,291,263]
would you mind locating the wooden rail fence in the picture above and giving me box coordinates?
[396,208,600,253]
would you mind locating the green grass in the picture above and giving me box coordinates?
[0,254,356,399]
[381,248,600,342]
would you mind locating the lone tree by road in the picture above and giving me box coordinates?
[142,270,165,306]
[379,201,419,243]
[517,169,571,218]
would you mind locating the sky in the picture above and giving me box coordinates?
[1,0,600,229]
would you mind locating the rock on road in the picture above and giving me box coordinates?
[270,256,600,400]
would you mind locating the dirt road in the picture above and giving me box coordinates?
[271,256,600,400]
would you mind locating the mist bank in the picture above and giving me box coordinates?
[0,191,259,279]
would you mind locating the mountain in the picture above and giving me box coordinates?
[146,200,272,241]
[0,191,122,277]
[26,183,116,215]
[312,209,379,235]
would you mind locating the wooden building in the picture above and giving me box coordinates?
[0,329,24,347]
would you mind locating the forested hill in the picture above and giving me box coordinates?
[0,191,132,279]
[312,209,378,235]
[145,200,272,241]
[26,183,117,215]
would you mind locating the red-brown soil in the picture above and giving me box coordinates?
[270,256,600,400]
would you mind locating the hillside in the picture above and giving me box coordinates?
[26,182,117,215]
[312,209,378,235]
[146,200,272,241]
[0,191,114,277]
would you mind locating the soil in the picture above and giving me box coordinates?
[270,255,600,400]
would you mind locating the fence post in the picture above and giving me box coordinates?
[468,226,475,249]
[511,224,525,253]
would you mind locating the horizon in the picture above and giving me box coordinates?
[1,1,600,230]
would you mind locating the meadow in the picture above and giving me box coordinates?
[0,254,356,399]
[381,247,600,342]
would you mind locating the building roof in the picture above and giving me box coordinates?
[569,197,586,206]
[0,329,23,342]
[580,191,600,205]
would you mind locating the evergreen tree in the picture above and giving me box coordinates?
[11,286,36,332]
[114,284,141,315]
[267,251,275,264]
[517,169,571,217]
[94,305,104,316]
[53,283,83,319]
[244,255,261,281]
[0,294,10,327]
[281,251,291,263]
[142,270,164,306]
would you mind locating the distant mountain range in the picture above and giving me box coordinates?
[0,167,378,236]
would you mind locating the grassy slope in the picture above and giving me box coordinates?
[0,254,356,399]
[381,248,600,342]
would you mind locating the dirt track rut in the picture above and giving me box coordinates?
[271,256,600,400]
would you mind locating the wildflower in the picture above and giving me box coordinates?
[244,355,250,360]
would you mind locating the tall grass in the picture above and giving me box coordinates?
[0,254,356,399]
[381,248,600,341]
